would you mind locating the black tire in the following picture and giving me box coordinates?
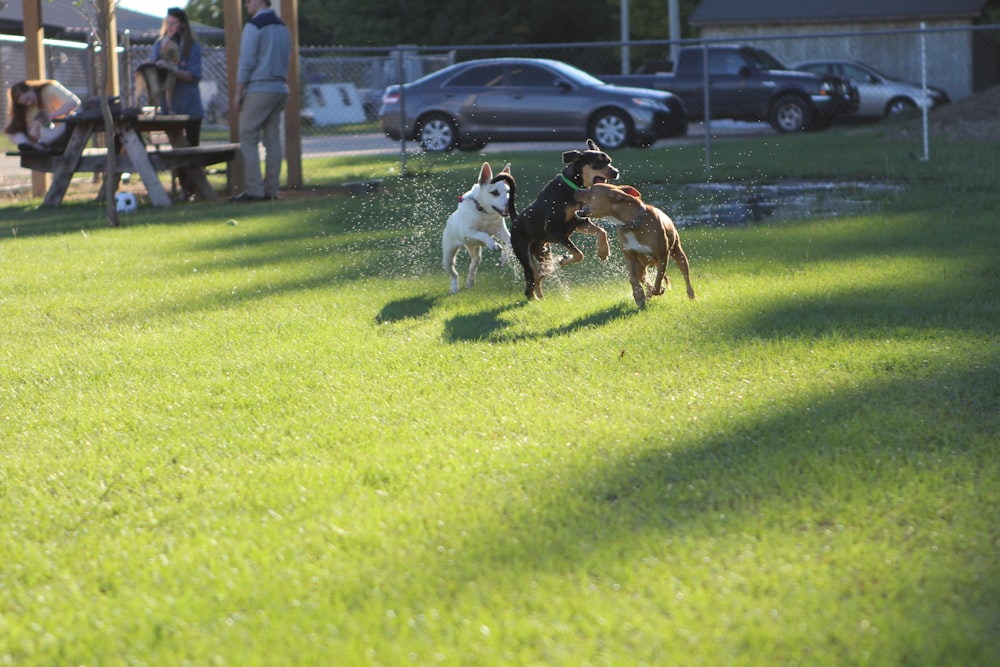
[416,113,457,152]
[769,95,812,133]
[588,109,633,151]
[885,97,917,117]
[457,139,487,152]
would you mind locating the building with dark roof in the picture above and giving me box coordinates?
[689,0,992,101]
[690,0,987,27]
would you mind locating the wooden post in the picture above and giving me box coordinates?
[101,0,120,97]
[224,0,244,194]
[282,0,302,188]
[23,0,48,197]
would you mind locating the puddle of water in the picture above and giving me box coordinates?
[639,180,905,228]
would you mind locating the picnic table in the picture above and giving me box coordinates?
[8,109,238,207]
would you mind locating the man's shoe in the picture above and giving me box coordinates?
[230,192,264,203]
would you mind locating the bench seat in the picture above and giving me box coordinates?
[8,143,239,175]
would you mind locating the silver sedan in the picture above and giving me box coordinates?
[794,60,950,118]
[379,58,688,153]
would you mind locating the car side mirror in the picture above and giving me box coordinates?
[739,66,752,78]
[555,80,572,92]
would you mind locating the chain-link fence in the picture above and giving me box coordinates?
[4,23,999,168]
[290,24,1000,163]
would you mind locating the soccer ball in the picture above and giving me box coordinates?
[115,192,138,213]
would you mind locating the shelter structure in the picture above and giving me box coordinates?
[11,0,301,197]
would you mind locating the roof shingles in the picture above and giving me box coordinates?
[690,0,988,26]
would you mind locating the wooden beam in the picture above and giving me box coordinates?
[282,0,302,188]
[23,0,48,197]
[99,0,120,97]
[224,0,244,193]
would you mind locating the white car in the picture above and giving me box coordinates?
[794,60,950,118]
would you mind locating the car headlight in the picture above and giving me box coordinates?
[631,97,666,110]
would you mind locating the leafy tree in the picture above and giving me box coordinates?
[185,0,224,28]
[183,0,701,47]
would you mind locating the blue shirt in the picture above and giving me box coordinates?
[150,37,205,118]
[237,9,291,94]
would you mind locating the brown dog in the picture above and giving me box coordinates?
[134,38,180,112]
[508,139,619,300]
[574,183,695,308]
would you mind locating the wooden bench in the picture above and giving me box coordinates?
[7,143,238,176]
[11,111,240,207]
[8,142,238,205]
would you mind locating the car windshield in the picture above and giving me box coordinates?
[538,59,606,86]
[744,47,787,71]
[859,63,898,81]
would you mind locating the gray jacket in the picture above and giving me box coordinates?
[237,8,291,94]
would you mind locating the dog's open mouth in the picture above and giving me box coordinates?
[575,205,591,219]
[494,205,509,217]
[593,176,607,185]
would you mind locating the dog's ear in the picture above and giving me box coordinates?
[500,163,511,175]
[562,150,582,164]
[620,185,642,199]
[478,162,492,185]
[586,139,598,151]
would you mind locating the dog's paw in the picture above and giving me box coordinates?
[597,238,611,261]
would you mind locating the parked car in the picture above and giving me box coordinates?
[607,45,858,132]
[378,57,688,152]
[794,60,950,118]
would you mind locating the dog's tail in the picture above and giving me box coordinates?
[492,172,517,219]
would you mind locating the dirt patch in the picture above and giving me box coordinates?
[892,83,1000,142]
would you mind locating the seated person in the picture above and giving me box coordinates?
[4,79,81,153]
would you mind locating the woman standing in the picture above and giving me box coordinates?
[3,79,80,153]
[149,7,204,147]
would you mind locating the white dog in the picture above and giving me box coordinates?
[442,162,516,293]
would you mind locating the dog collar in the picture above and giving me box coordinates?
[623,210,645,231]
[458,195,487,213]
[560,174,582,190]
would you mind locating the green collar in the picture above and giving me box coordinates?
[560,174,582,190]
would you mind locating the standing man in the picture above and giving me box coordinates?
[231,0,291,202]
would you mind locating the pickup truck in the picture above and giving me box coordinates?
[605,45,857,133]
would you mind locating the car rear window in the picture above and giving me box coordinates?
[445,64,508,88]
[507,65,559,87]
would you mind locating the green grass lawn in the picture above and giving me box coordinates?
[1,129,997,666]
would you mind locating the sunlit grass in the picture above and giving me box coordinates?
[0,128,997,666]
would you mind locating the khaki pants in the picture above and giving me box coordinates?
[238,91,289,197]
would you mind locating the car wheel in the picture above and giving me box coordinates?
[416,113,457,152]
[589,109,633,150]
[885,98,917,117]
[769,95,812,133]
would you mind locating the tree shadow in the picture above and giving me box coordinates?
[429,359,1000,658]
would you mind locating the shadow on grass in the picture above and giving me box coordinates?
[429,360,1000,660]
[442,301,635,343]
[376,294,440,323]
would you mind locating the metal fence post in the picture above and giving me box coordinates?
[702,41,712,175]
[396,47,407,176]
[920,21,930,162]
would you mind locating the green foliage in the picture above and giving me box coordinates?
[0,129,998,665]
[187,0,700,47]
[184,0,225,29]
[182,0,999,46]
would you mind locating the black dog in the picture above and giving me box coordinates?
[509,139,620,299]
